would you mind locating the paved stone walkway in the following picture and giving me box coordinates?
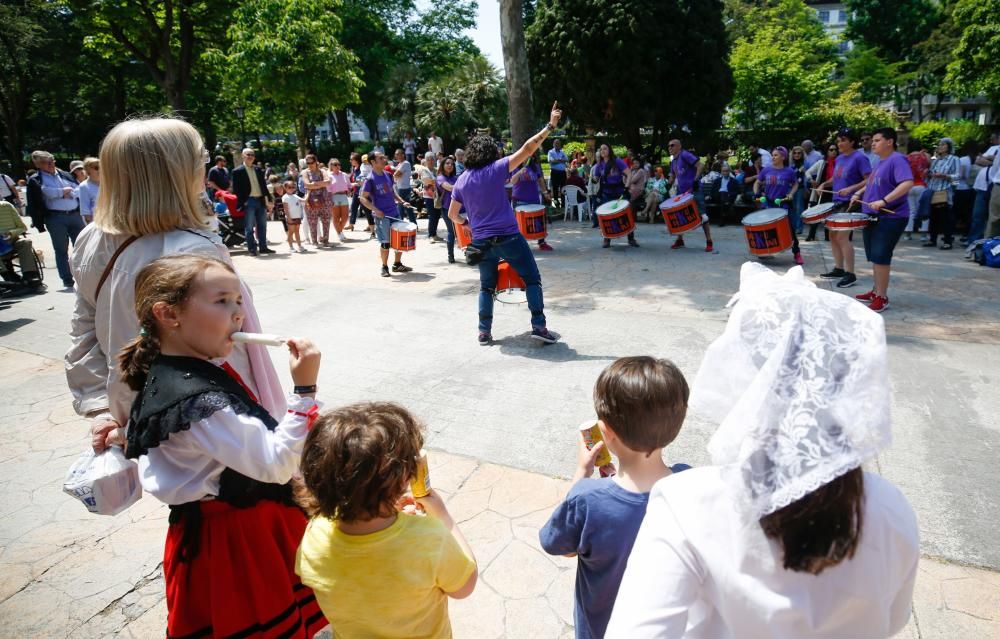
[1,217,998,637]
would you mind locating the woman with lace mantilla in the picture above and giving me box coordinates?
[607,262,919,639]
[120,254,327,639]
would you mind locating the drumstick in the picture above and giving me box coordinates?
[231,332,287,347]
[812,189,895,214]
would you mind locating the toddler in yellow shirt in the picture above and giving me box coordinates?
[295,402,478,638]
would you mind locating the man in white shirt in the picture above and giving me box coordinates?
[392,149,414,222]
[427,131,443,156]
[749,142,772,167]
[25,150,85,288]
[968,134,1000,245]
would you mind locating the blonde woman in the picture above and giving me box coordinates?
[66,117,285,453]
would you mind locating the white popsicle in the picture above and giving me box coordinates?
[230,332,286,347]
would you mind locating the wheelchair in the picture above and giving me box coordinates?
[0,234,45,297]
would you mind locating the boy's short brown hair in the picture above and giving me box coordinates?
[593,356,689,454]
[297,402,424,521]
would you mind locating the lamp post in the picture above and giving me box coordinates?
[234,105,247,149]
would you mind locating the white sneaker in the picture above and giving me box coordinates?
[339,233,347,242]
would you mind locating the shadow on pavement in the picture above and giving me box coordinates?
[495,332,617,362]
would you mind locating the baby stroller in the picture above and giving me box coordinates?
[213,190,246,248]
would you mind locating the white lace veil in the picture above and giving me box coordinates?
[691,262,892,518]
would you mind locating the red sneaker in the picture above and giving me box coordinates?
[794,253,804,265]
[855,289,876,302]
[867,295,889,313]
[539,242,554,251]
[671,237,685,249]
[704,242,714,253]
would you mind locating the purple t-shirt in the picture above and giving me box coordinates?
[452,157,520,240]
[361,171,397,219]
[863,152,913,219]
[832,151,871,202]
[595,158,628,191]
[670,150,699,194]
[436,174,456,211]
[511,164,542,204]
[758,166,796,202]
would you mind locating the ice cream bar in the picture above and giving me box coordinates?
[230,332,286,347]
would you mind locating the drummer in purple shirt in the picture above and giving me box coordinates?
[813,128,871,289]
[449,101,563,346]
[850,128,914,313]
[753,146,802,265]
[667,139,713,252]
[593,145,639,248]
[510,151,554,251]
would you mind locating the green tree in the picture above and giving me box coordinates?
[527,0,731,152]
[413,53,507,147]
[841,46,906,105]
[945,0,1000,106]
[226,0,361,158]
[844,0,941,64]
[727,0,836,129]
[67,0,231,112]
[0,1,60,174]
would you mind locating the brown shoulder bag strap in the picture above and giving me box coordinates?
[94,236,139,300]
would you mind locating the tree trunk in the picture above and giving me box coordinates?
[327,111,339,144]
[297,116,309,159]
[335,108,351,151]
[500,0,534,147]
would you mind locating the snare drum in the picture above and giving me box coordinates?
[455,214,472,248]
[390,220,417,251]
[595,200,636,238]
[801,202,836,225]
[516,203,548,240]
[825,213,872,232]
[659,193,703,235]
[495,260,527,304]
[742,208,793,256]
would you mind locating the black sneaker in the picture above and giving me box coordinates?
[940,243,953,250]
[259,247,276,254]
[602,238,611,248]
[836,272,857,288]
[819,267,846,279]
[478,331,492,345]
[392,262,413,273]
[380,265,390,277]
[530,327,559,344]
[628,239,641,248]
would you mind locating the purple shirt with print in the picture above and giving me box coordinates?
[758,166,796,202]
[436,174,456,211]
[511,164,542,204]
[862,152,913,219]
[671,150,700,194]
[361,171,397,219]
[452,157,521,241]
[595,158,628,189]
[832,151,871,202]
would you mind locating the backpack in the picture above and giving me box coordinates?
[979,237,1000,268]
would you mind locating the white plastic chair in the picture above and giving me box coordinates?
[562,185,590,221]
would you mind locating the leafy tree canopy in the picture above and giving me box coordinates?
[945,0,1000,104]
[526,0,732,151]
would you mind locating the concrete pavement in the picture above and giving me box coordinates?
[0,215,998,637]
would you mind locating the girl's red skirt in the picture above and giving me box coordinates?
[164,499,327,639]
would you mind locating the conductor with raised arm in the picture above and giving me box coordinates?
[449,102,563,346]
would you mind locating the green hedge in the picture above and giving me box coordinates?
[908,119,989,150]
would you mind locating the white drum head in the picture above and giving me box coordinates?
[596,200,630,216]
[742,208,788,226]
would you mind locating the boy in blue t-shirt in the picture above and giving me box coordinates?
[539,356,691,639]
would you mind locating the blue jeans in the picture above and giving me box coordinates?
[791,189,806,232]
[967,188,990,244]
[244,197,268,252]
[426,197,443,237]
[47,211,86,285]
[397,188,415,223]
[475,234,545,332]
